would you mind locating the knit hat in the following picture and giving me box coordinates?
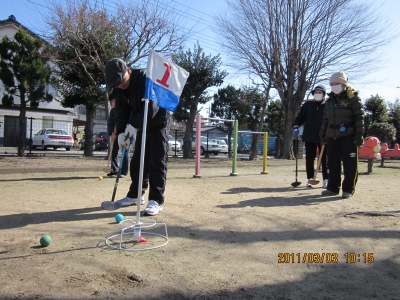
[311,84,326,95]
[330,71,348,85]
[105,58,127,88]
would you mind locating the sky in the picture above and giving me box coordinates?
[2,0,400,116]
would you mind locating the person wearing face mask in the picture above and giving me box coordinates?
[319,71,364,198]
[293,84,328,188]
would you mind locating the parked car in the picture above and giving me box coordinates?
[168,135,181,152]
[192,136,221,155]
[79,132,108,151]
[211,139,229,154]
[32,128,74,151]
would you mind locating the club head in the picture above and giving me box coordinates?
[291,181,301,187]
[101,201,121,210]
[308,179,320,185]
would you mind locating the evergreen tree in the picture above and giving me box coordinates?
[388,99,400,144]
[0,27,52,156]
[172,43,227,158]
[211,85,243,157]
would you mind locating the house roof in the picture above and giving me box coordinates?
[0,15,47,43]
[0,105,74,116]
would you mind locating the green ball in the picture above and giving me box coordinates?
[40,235,52,247]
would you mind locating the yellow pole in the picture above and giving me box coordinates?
[261,132,268,174]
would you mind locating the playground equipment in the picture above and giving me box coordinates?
[192,115,268,177]
[358,136,381,159]
[380,142,400,167]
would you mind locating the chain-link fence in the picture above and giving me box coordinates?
[0,116,107,156]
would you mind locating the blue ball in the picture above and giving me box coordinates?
[115,214,124,223]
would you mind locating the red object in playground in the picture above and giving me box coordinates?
[358,136,381,159]
[380,142,400,158]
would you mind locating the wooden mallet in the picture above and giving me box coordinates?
[309,144,325,185]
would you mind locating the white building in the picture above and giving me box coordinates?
[0,15,107,148]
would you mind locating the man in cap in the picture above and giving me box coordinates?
[105,58,171,215]
[319,71,364,198]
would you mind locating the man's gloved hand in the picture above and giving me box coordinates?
[354,133,364,147]
[118,133,130,149]
[320,135,327,145]
[293,126,299,138]
[124,124,136,138]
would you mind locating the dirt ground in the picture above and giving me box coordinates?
[0,155,399,300]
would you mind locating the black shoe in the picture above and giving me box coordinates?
[321,189,339,196]
[107,171,118,177]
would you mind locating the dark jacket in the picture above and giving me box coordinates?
[319,86,364,139]
[112,68,171,134]
[107,107,116,135]
[293,100,325,143]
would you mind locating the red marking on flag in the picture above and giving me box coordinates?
[156,63,171,88]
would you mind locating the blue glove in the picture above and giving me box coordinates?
[293,127,299,138]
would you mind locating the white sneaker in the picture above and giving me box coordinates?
[322,179,328,188]
[306,180,312,188]
[116,196,145,207]
[143,200,163,216]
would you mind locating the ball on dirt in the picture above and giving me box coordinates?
[98,176,103,180]
[115,214,124,223]
[40,235,52,247]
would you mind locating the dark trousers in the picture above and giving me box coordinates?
[110,138,128,175]
[305,142,328,180]
[326,134,358,194]
[127,120,170,204]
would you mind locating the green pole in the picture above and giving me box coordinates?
[230,120,238,176]
[261,132,268,174]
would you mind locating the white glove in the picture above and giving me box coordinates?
[118,133,130,149]
[124,124,136,138]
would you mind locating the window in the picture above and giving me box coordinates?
[94,108,106,119]
[42,116,54,129]
[78,106,86,115]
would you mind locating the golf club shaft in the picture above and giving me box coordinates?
[106,136,114,168]
[110,146,126,202]
[313,144,325,179]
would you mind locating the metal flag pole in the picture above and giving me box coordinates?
[133,98,149,241]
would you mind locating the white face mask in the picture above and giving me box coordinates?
[314,94,323,101]
[331,84,343,94]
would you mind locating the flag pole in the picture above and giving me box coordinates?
[133,98,149,241]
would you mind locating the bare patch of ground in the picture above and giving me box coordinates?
[0,156,399,299]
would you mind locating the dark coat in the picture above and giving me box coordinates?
[293,100,325,143]
[112,68,171,134]
[319,87,364,139]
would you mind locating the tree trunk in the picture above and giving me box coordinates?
[281,105,297,159]
[84,103,95,157]
[275,135,281,158]
[182,104,197,158]
[18,90,27,157]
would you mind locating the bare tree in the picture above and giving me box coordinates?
[44,0,189,155]
[216,0,394,158]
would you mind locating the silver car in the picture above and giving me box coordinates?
[192,136,222,155]
[211,139,229,154]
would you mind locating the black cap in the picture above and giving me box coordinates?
[311,84,326,95]
[105,58,127,88]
